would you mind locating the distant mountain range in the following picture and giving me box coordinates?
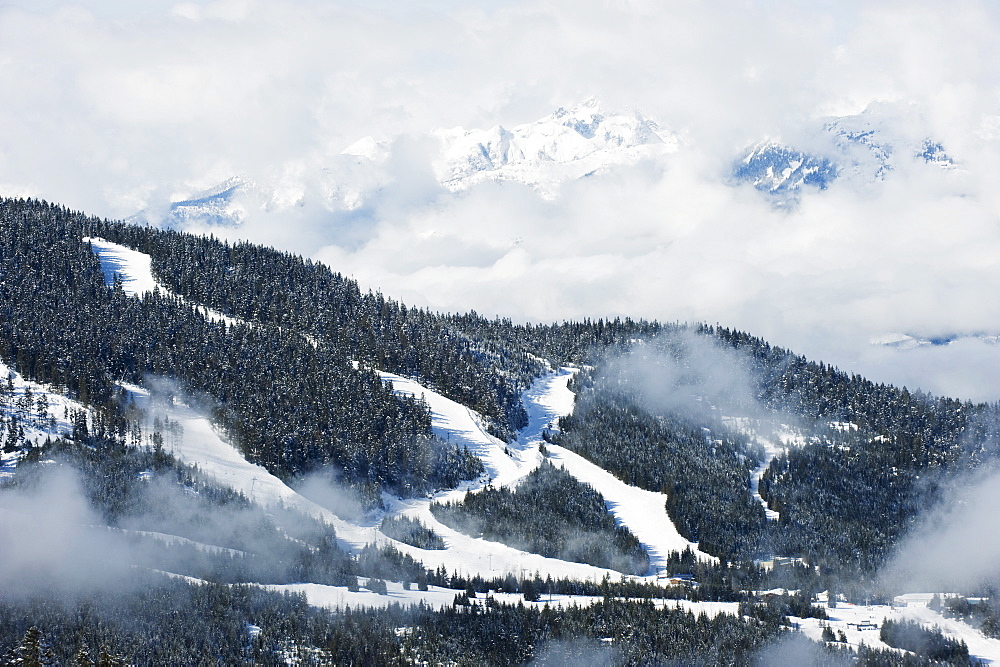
[128,98,678,229]
[130,99,958,229]
[430,96,678,195]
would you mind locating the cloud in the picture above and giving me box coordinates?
[753,632,848,667]
[880,462,1000,593]
[2,1,1000,400]
[594,330,763,422]
[0,465,136,598]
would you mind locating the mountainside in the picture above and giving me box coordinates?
[3,197,1000,664]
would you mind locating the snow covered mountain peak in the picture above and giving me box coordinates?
[127,174,257,230]
[731,102,955,205]
[434,98,678,197]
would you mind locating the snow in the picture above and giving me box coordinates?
[113,359,714,583]
[272,579,741,616]
[85,237,158,296]
[748,436,782,522]
[80,235,760,583]
[724,418,791,523]
[794,599,1000,664]
[115,528,250,558]
[271,582,468,612]
[120,383,374,553]
[378,368,636,582]
[377,369,532,489]
[380,366,711,579]
[433,98,679,198]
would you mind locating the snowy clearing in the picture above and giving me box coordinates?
[543,443,714,569]
[272,579,740,617]
[84,237,158,296]
[795,598,1000,664]
[0,360,89,477]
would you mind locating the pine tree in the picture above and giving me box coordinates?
[13,626,55,666]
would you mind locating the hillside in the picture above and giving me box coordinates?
[2,197,1000,664]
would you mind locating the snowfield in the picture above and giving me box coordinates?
[270,579,741,616]
[119,382,375,553]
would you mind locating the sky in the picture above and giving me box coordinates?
[2,0,1000,400]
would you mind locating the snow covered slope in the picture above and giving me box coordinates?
[377,368,635,582]
[85,237,159,296]
[794,597,1000,664]
[85,237,711,580]
[380,367,710,579]
[83,239,661,579]
[120,382,375,552]
[86,237,241,326]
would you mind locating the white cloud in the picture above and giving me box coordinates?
[2,0,1000,399]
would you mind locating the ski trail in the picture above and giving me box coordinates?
[379,368,627,581]
[383,367,713,578]
[86,237,242,327]
[544,443,715,570]
[120,383,374,553]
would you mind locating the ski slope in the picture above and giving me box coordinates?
[86,237,709,581]
[120,383,374,552]
[380,367,709,579]
[85,237,240,326]
[378,368,633,582]
[543,443,715,568]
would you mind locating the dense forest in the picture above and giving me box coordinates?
[0,198,485,500]
[0,582,794,666]
[553,366,767,562]
[551,329,1000,575]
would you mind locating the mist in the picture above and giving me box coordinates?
[753,632,849,667]
[595,331,764,422]
[294,468,366,522]
[880,461,1000,594]
[0,465,136,599]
